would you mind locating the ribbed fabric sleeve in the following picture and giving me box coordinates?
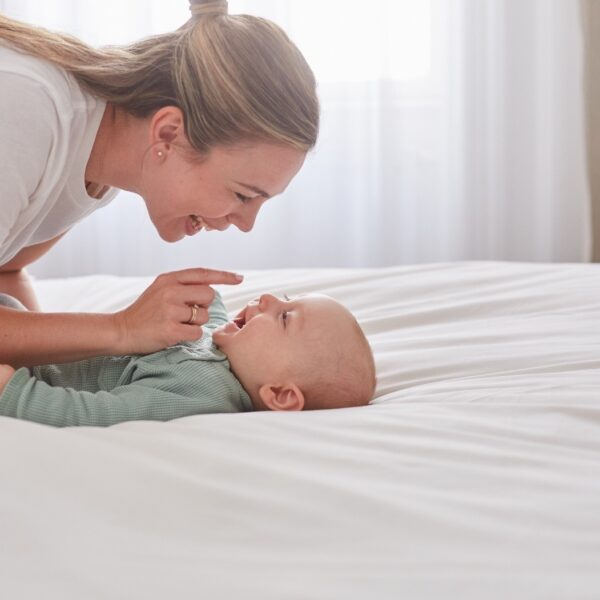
[0,361,250,427]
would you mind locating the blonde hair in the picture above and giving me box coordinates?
[0,0,319,155]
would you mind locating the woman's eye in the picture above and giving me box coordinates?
[235,192,252,203]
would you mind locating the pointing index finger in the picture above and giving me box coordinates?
[175,268,244,285]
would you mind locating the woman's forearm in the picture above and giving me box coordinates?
[0,308,122,368]
[0,267,244,367]
[0,268,123,367]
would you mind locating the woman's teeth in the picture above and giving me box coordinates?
[190,215,213,232]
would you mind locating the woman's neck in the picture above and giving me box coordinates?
[85,103,144,194]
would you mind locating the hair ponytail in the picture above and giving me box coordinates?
[189,0,228,20]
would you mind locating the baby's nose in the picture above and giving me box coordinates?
[258,293,280,311]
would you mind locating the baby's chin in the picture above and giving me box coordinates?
[212,322,238,351]
[210,330,248,389]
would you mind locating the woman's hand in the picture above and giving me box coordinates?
[0,364,16,394]
[112,268,243,355]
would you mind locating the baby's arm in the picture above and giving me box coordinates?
[0,364,15,393]
[0,362,239,427]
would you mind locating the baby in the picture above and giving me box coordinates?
[0,290,376,427]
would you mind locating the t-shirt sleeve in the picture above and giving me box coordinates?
[0,73,57,250]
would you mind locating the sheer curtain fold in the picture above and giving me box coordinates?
[447,0,590,263]
[581,0,600,262]
[0,0,591,276]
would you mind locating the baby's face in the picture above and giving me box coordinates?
[212,293,354,403]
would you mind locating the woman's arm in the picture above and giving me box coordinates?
[0,235,122,366]
[0,268,243,368]
[0,307,123,368]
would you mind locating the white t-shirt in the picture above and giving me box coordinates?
[0,44,118,266]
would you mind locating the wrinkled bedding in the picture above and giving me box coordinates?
[0,261,598,599]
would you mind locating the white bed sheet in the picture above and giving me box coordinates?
[1,261,599,599]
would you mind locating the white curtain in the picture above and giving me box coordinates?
[1,0,591,277]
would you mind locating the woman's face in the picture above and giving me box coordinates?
[139,114,306,242]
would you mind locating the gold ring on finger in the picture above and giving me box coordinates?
[187,304,199,325]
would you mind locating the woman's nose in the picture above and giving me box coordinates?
[230,202,262,233]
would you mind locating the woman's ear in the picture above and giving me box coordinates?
[258,383,305,411]
[150,106,184,146]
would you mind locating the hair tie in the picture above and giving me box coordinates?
[189,0,228,19]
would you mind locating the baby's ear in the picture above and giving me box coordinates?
[258,383,305,411]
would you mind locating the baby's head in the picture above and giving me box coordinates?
[212,293,376,411]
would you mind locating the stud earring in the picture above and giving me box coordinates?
[157,151,164,157]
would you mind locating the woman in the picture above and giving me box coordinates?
[0,0,319,368]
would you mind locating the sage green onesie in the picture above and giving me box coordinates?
[0,291,252,427]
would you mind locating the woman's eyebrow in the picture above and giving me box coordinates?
[235,181,271,198]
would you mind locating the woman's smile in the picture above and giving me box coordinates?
[185,214,216,236]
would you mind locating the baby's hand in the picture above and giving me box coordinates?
[0,364,15,394]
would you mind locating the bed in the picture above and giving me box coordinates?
[1,261,599,599]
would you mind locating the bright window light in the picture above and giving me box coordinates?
[289,0,432,82]
[16,0,432,83]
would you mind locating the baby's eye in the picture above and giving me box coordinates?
[235,192,252,203]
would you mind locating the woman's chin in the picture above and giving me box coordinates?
[157,227,184,243]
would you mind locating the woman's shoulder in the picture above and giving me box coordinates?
[0,42,103,165]
[0,47,65,171]
[0,42,85,113]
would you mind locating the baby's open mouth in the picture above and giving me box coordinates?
[233,317,246,329]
